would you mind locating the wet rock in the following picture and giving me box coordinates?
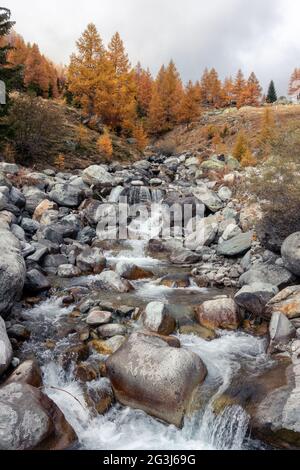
[265,286,300,320]
[5,359,42,387]
[74,362,99,383]
[115,261,153,280]
[24,269,51,294]
[269,313,296,352]
[240,264,295,289]
[97,271,133,293]
[60,343,89,369]
[195,298,241,331]
[106,332,207,428]
[217,232,253,257]
[86,310,112,326]
[82,165,115,187]
[158,273,192,288]
[7,324,31,341]
[49,184,83,208]
[234,283,279,316]
[76,247,106,274]
[84,378,114,415]
[0,317,12,376]
[98,323,127,339]
[179,324,217,341]
[57,264,81,278]
[0,225,26,317]
[43,254,69,269]
[0,382,76,450]
[89,336,126,355]
[170,250,201,265]
[281,232,300,277]
[140,330,181,348]
[143,302,176,336]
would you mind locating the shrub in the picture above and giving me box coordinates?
[133,124,148,152]
[246,122,300,251]
[97,132,113,159]
[8,94,65,163]
[240,149,257,168]
[54,153,65,170]
[1,142,16,163]
[232,130,250,161]
[76,124,90,149]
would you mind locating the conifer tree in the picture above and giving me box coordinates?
[223,76,235,107]
[233,69,246,107]
[24,44,49,96]
[134,62,153,118]
[266,80,277,103]
[148,82,166,134]
[242,72,262,106]
[179,80,200,126]
[0,7,19,114]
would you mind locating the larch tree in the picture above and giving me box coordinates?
[179,80,200,127]
[223,76,235,107]
[68,23,109,116]
[148,82,166,134]
[242,72,262,106]
[233,69,246,107]
[158,60,183,129]
[24,44,50,96]
[134,62,153,118]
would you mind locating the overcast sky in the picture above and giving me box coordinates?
[2,0,300,95]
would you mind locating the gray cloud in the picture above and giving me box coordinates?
[3,0,299,95]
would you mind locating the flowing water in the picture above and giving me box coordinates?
[19,197,271,450]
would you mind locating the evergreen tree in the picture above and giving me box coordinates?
[266,80,277,103]
[0,7,19,115]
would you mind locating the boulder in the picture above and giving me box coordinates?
[77,226,96,245]
[269,312,296,352]
[57,264,81,278]
[89,336,125,355]
[179,324,217,341]
[193,184,223,212]
[0,225,26,317]
[201,158,225,172]
[0,383,76,450]
[143,302,176,336]
[115,261,153,280]
[240,264,295,289]
[0,317,12,376]
[106,332,207,427]
[195,298,241,330]
[170,250,201,265]
[218,186,232,202]
[217,232,253,257]
[86,310,112,326]
[33,200,58,222]
[76,247,106,274]
[82,165,115,187]
[97,271,133,293]
[98,323,127,338]
[24,269,51,294]
[239,203,263,232]
[23,187,47,214]
[84,378,114,415]
[281,232,300,277]
[264,286,300,320]
[9,187,26,208]
[220,223,242,242]
[234,283,279,316]
[5,359,42,388]
[49,184,83,208]
[185,216,218,250]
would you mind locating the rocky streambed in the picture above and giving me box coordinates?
[1,154,300,450]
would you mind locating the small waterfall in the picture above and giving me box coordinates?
[115,186,164,205]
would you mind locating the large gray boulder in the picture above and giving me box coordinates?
[48,184,83,208]
[193,184,223,212]
[0,224,26,317]
[82,165,115,187]
[22,187,47,214]
[281,232,300,277]
[76,247,106,274]
[240,264,295,289]
[217,232,253,257]
[106,332,207,427]
[0,383,76,450]
[0,317,12,376]
[234,283,279,316]
[185,216,218,250]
